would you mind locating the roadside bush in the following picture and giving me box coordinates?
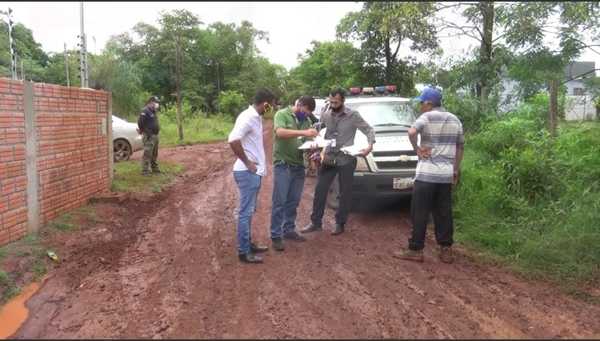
[217,90,247,118]
[454,92,600,286]
[443,92,490,133]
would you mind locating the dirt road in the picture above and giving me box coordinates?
[12,123,600,339]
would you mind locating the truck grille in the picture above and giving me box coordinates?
[375,160,418,170]
[373,150,416,157]
[373,150,417,170]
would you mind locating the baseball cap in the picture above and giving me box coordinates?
[148,95,161,103]
[414,87,442,106]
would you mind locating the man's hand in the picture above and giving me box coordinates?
[453,168,461,186]
[136,128,142,135]
[245,161,258,174]
[359,144,373,157]
[416,146,431,160]
[304,128,319,138]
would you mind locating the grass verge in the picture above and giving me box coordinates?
[111,160,184,193]
[454,119,600,296]
[158,114,233,147]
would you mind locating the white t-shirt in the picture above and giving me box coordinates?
[227,105,266,177]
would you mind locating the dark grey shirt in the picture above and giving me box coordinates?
[321,105,376,151]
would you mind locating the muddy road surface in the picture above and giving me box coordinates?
[13,123,600,339]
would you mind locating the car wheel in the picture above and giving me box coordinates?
[114,139,132,162]
[327,175,340,209]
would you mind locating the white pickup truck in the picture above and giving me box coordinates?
[313,96,418,209]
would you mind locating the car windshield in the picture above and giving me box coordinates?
[346,101,415,127]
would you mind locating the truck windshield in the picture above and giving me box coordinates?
[346,101,416,127]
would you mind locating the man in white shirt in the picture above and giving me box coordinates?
[228,89,278,264]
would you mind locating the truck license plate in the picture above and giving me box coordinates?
[393,178,413,190]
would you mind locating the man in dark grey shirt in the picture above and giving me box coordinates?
[301,88,375,235]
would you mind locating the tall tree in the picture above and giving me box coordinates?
[287,40,363,98]
[437,1,600,112]
[337,2,438,94]
[158,10,202,142]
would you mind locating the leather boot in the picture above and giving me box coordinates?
[331,224,345,236]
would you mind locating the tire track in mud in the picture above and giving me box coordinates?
[12,122,600,339]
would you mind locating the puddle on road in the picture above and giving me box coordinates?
[0,281,41,339]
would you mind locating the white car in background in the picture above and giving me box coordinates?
[112,115,143,162]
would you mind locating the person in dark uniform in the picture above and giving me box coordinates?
[137,96,161,176]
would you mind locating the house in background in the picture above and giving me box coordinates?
[498,61,598,120]
[564,61,597,121]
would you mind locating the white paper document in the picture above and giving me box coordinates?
[298,136,334,150]
[340,145,364,156]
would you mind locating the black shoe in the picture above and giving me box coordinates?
[250,242,269,253]
[331,224,345,236]
[238,252,263,263]
[283,231,306,242]
[272,238,285,251]
[142,171,151,177]
[300,223,322,234]
[152,168,162,174]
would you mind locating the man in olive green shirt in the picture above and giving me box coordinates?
[270,96,319,251]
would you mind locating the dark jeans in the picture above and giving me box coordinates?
[310,158,357,227]
[270,162,305,240]
[409,180,454,251]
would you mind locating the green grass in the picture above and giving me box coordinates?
[0,232,47,304]
[454,120,600,289]
[158,114,234,147]
[111,160,184,193]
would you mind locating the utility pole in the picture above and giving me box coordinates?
[64,43,70,87]
[78,2,89,88]
[6,8,17,80]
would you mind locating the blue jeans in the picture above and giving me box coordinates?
[233,170,262,255]
[270,162,306,240]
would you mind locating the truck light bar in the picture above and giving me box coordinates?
[348,85,397,96]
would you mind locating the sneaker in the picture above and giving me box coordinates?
[300,223,322,234]
[238,252,263,264]
[250,242,269,253]
[283,231,306,242]
[152,168,162,174]
[272,238,285,252]
[141,171,151,177]
[439,246,454,264]
[393,249,424,263]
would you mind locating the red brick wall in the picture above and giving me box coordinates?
[0,80,26,245]
[0,79,110,245]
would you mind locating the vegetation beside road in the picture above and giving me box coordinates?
[453,94,600,292]
[0,206,98,304]
[112,160,184,193]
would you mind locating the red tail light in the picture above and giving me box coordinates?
[350,87,361,95]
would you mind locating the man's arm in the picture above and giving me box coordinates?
[137,112,145,135]
[275,127,318,139]
[229,139,257,173]
[408,127,432,160]
[353,112,376,156]
[453,143,464,185]
[227,114,257,173]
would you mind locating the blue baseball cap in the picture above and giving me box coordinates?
[414,87,442,106]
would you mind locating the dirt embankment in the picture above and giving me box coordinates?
[12,122,600,339]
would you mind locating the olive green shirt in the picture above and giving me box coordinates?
[272,107,312,166]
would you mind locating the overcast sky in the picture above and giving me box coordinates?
[2,1,599,72]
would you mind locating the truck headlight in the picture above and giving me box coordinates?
[355,156,370,172]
